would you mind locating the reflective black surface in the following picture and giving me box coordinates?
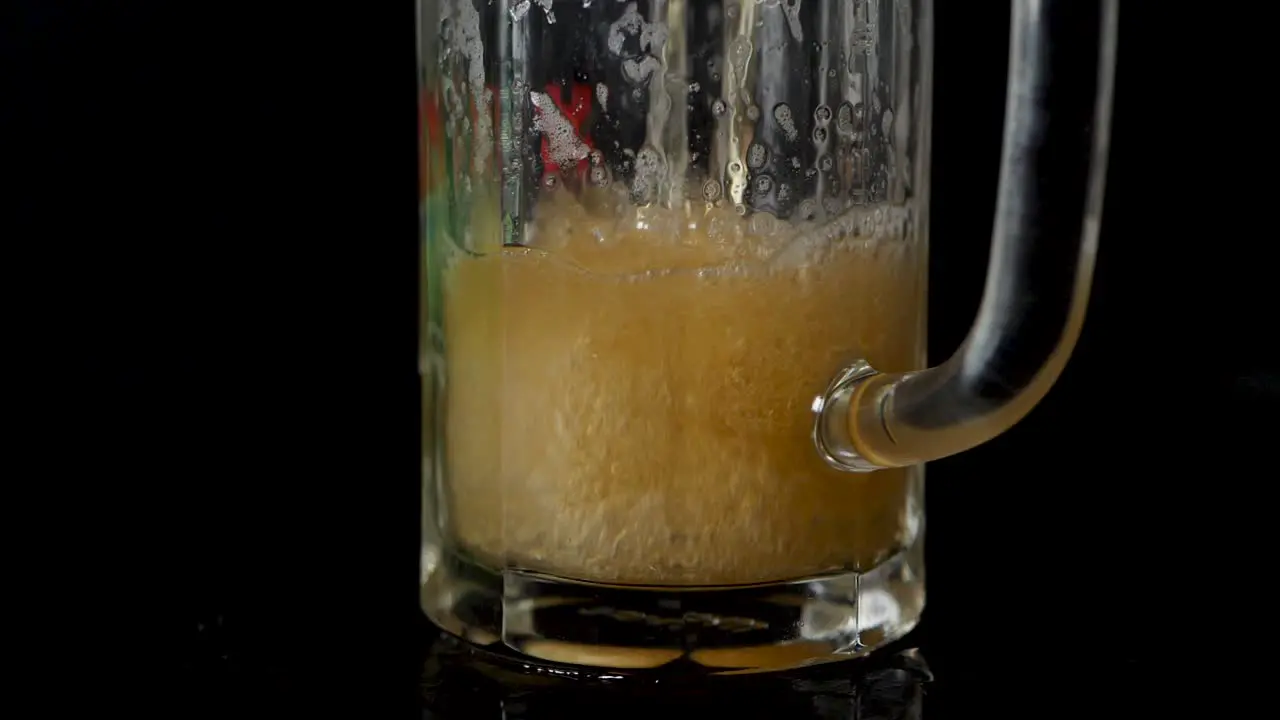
[179,607,1168,719]
[420,634,932,719]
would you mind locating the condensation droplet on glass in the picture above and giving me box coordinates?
[812,126,828,144]
[636,146,661,176]
[729,37,751,76]
[754,174,773,194]
[729,161,743,174]
[589,149,604,167]
[632,88,645,102]
[746,105,760,121]
[815,105,833,125]
[819,155,833,172]
[827,68,837,78]
[791,156,802,169]
[799,198,818,221]
[726,2,739,21]
[590,166,610,186]
[543,174,558,189]
[837,102,854,131]
[747,143,768,169]
[510,0,532,22]
[702,179,722,200]
[734,203,748,216]
[805,167,818,178]
[712,99,728,117]
[773,103,798,141]
[881,108,895,137]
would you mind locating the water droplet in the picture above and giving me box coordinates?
[754,174,774,194]
[747,143,769,168]
[819,155,834,172]
[799,199,818,221]
[712,99,728,117]
[543,174,558,188]
[746,105,760,121]
[636,146,662,176]
[814,105,832,124]
[589,149,604,167]
[702,179,722,200]
[851,28,876,48]
[729,161,743,174]
[590,166,611,186]
[837,102,854,131]
[734,203,748,216]
[773,103,798,141]
[812,126,828,144]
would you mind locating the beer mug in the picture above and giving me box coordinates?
[419,0,1115,672]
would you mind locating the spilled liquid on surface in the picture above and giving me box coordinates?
[441,194,924,586]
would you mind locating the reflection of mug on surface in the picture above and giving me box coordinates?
[422,631,931,719]
[420,0,1115,672]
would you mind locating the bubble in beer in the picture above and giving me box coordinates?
[746,143,768,169]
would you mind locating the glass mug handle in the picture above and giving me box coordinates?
[815,0,1119,472]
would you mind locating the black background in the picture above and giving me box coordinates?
[8,1,1277,716]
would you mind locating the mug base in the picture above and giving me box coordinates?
[421,534,924,675]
